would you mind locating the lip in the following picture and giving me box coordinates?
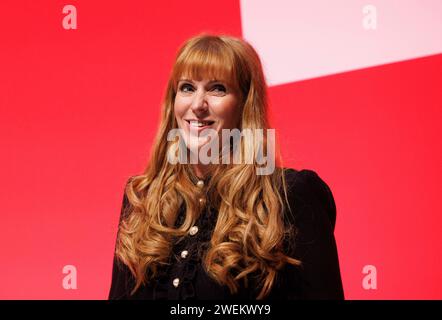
[184,119,215,132]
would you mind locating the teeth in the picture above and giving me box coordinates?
[189,120,211,127]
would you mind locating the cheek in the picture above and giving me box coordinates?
[212,98,240,127]
[174,97,187,119]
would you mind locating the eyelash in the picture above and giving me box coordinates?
[179,83,226,93]
[179,83,194,92]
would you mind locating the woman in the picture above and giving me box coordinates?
[108,34,344,300]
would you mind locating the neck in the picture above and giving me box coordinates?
[192,163,213,179]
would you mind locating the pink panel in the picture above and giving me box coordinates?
[241,0,442,85]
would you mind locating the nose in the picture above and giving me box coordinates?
[190,89,208,114]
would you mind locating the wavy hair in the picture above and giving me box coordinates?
[115,34,301,299]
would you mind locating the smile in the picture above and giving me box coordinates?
[185,120,215,128]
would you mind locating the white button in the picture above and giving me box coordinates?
[189,226,199,236]
[173,278,180,288]
[181,250,189,259]
[196,180,204,188]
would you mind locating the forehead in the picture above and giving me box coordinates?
[173,46,238,88]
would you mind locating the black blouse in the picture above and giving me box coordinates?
[108,168,345,300]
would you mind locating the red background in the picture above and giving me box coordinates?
[0,1,440,299]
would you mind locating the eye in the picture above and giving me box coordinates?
[179,83,194,93]
[211,84,226,93]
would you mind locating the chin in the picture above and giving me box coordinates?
[186,140,208,151]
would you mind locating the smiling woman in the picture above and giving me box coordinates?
[108,34,344,300]
[174,77,241,177]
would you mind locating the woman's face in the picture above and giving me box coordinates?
[174,77,241,151]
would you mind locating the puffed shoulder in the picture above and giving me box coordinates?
[283,168,337,231]
[281,168,344,299]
